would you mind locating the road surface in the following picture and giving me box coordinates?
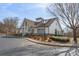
[0,36,73,56]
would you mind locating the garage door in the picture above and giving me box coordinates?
[37,29,45,34]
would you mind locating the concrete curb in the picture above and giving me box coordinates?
[26,38,79,47]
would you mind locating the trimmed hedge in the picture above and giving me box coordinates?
[49,36,69,43]
[12,33,22,36]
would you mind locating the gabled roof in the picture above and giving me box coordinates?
[33,18,57,27]
[20,18,59,28]
[19,18,64,34]
[20,18,63,31]
[20,18,35,29]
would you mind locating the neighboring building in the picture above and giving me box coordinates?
[20,18,35,35]
[20,18,63,35]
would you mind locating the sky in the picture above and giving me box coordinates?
[0,3,54,27]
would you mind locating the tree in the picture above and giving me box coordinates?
[2,17,18,35]
[0,21,4,33]
[48,3,79,44]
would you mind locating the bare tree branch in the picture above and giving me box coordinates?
[47,3,79,44]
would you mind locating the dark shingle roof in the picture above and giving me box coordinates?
[21,18,57,28]
[34,18,57,27]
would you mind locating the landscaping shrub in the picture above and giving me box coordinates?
[23,33,29,37]
[12,33,23,37]
[49,36,69,43]
[13,33,30,37]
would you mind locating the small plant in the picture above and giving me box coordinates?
[49,36,69,43]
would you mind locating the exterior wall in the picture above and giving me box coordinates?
[49,20,62,35]
[56,22,62,35]
[21,23,28,34]
[20,19,62,35]
[33,28,37,34]
[33,21,62,35]
[33,27,48,34]
[24,22,28,33]
[21,20,35,34]
[45,27,49,34]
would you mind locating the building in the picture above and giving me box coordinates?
[20,18,63,36]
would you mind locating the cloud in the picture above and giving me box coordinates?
[0,3,50,17]
[0,3,12,9]
[0,3,52,27]
[34,3,50,9]
[0,4,20,22]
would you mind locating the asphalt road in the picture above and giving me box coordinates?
[0,36,74,56]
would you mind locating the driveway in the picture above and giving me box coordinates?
[0,36,75,56]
